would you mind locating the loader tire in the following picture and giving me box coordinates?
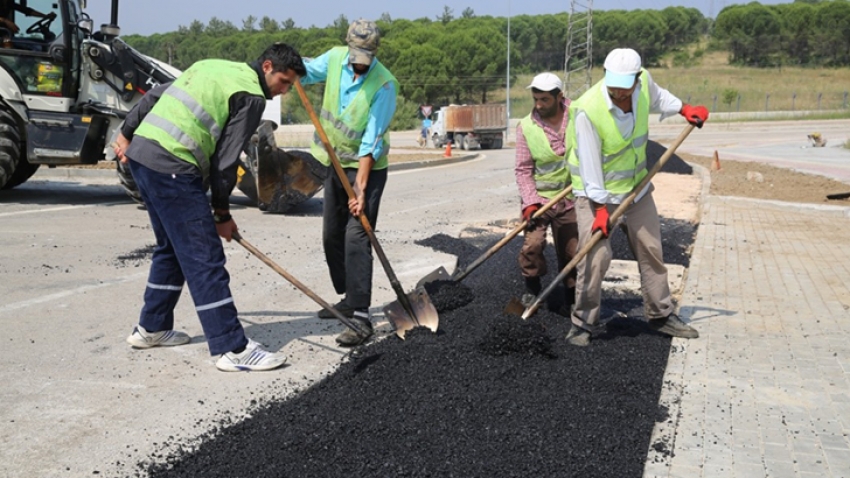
[0,106,36,190]
[116,159,144,207]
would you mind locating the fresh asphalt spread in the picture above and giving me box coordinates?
[133,147,697,478]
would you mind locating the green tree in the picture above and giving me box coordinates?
[462,8,475,19]
[259,16,279,33]
[438,6,454,25]
[242,16,257,32]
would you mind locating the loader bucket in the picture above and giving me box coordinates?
[382,286,440,339]
[237,121,327,213]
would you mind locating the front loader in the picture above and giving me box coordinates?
[0,0,323,213]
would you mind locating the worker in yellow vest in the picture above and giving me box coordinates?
[514,72,578,314]
[302,19,398,347]
[565,48,708,346]
[113,44,306,371]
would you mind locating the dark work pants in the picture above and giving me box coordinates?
[129,160,247,356]
[322,167,387,311]
[518,200,579,290]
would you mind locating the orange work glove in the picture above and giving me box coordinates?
[680,104,709,128]
[592,205,610,237]
[522,204,541,231]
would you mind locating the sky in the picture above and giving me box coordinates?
[81,0,794,36]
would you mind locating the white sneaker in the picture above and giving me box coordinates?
[215,339,287,372]
[126,325,190,348]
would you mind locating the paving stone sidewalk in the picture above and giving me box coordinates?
[646,194,850,478]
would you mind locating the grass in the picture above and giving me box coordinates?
[497,50,850,118]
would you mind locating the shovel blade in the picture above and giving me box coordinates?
[415,266,452,289]
[504,296,527,317]
[382,286,440,340]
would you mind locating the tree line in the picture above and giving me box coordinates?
[713,0,850,67]
[121,3,849,127]
[123,6,707,127]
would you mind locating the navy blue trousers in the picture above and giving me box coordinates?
[129,160,247,356]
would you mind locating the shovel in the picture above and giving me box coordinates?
[294,79,439,339]
[232,232,372,339]
[506,123,697,319]
[416,185,574,288]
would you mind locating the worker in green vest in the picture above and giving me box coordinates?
[565,48,708,346]
[514,72,578,314]
[113,43,307,371]
[302,19,398,347]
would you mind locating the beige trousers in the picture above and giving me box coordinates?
[570,193,674,328]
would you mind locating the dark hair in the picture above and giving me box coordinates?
[531,87,562,99]
[257,43,307,77]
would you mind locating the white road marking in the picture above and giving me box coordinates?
[0,202,127,218]
[0,271,147,314]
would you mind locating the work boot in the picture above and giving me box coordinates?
[317,299,355,319]
[335,311,373,347]
[566,324,591,347]
[558,286,576,317]
[649,314,699,339]
[524,276,542,295]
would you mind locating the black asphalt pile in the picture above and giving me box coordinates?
[138,218,696,478]
[422,279,475,312]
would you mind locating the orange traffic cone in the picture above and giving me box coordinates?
[444,141,452,158]
[711,150,721,171]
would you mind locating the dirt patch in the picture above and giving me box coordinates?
[683,153,850,205]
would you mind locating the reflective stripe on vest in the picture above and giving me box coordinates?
[520,115,569,199]
[309,47,399,170]
[134,60,264,179]
[567,72,650,202]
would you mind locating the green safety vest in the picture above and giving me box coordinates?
[567,70,651,202]
[134,60,264,179]
[519,115,570,199]
[310,46,398,170]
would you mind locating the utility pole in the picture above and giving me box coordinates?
[506,0,511,137]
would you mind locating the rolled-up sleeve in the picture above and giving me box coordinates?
[358,82,396,159]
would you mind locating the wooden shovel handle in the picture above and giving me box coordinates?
[293,79,420,324]
[522,124,696,319]
[455,185,573,282]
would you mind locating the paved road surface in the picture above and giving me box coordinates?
[2,118,849,477]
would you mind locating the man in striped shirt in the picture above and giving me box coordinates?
[514,72,578,314]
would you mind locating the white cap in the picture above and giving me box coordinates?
[603,48,642,89]
[527,72,563,92]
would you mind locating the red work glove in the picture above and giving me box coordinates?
[522,204,541,231]
[592,205,610,237]
[680,104,709,128]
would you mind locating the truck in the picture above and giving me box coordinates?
[0,0,323,213]
[430,104,506,150]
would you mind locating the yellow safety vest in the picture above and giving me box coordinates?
[567,71,650,202]
[134,60,264,179]
[519,114,569,199]
[309,47,399,170]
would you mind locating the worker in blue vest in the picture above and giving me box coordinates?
[565,48,708,346]
[302,19,398,347]
[113,43,306,371]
